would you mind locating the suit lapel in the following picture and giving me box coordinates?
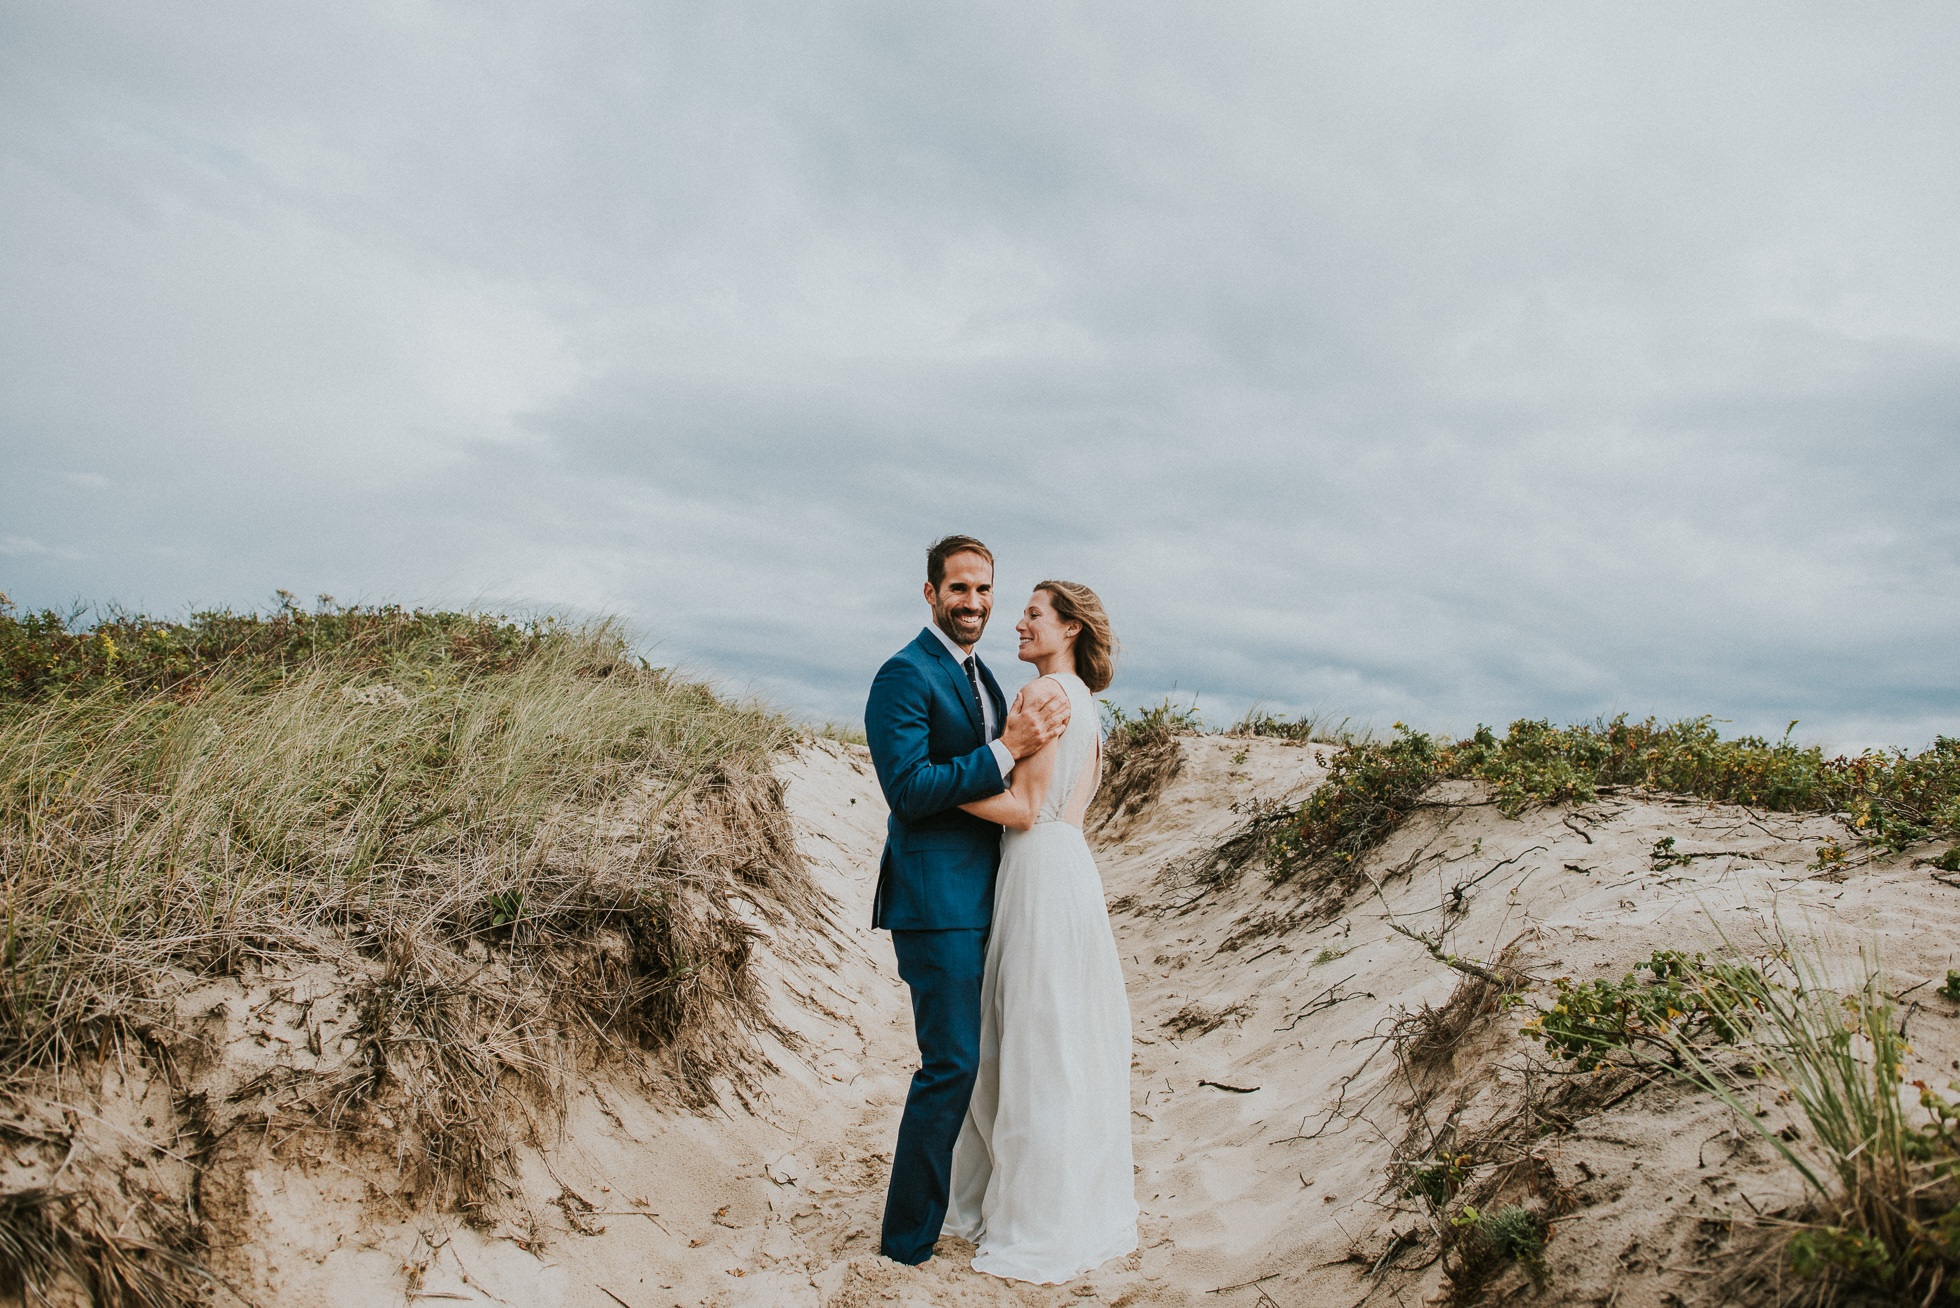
[975,657,1008,737]
[917,628,986,742]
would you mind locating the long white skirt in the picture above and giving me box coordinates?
[945,821,1138,1283]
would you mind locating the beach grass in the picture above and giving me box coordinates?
[0,595,824,1226]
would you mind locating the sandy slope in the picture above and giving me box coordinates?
[11,735,1957,1307]
[762,737,1957,1308]
[517,734,1956,1308]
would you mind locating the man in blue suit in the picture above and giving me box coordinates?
[865,534,1071,1266]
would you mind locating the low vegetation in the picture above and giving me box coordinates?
[0,594,822,1301]
[1090,698,1204,831]
[1227,705,1370,746]
[1523,942,1960,1301]
[1262,716,1960,885]
[1,589,547,702]
[1526,949,1767,1073]
[1447,1202,1550,1295]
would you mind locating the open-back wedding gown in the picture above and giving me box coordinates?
[945,672,1139,1283]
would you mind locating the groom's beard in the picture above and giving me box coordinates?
[932,601,988,648]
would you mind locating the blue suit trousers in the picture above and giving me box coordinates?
[879,927,987,1264]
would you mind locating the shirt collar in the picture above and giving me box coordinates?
[925,622,974,665]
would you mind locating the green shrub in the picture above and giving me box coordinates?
[1453,719,1602,815]
[1262,714,1959,880]
[1264,724,1450,881]
[1650,837,1694,870]
[1788,1225,1894,1281]
[1524,950,1768,1072]
[1455,715,1834,815]
[1831,737,1960,853]
[1401,1149,1473,1208]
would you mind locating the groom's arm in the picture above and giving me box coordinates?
[865,658,1008,824]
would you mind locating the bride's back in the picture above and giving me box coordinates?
[1031,673,1099,829]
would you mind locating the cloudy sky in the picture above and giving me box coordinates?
[4,3,1957,749]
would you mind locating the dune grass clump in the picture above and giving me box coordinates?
[0,596,825,1296]
[1227,706,1370,746]
[1445,1202,1551,1297]
[1,590,548,702]
[1089,698,1203,830]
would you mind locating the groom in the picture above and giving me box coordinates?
[864,534,1071,1266]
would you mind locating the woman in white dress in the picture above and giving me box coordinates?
[943,580,1139,1283]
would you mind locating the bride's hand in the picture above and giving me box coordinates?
[1001,679,1070,759]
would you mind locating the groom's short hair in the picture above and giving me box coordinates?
[926,534,994,588]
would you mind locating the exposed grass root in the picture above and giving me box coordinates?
[0,1184,210,1308]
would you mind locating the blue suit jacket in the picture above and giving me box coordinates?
[866,628,1012,930]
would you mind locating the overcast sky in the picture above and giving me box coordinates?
[4,3,1957,749]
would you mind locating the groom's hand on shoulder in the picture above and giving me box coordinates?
[1000,680,1071,759]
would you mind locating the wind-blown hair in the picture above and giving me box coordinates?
[1035,579,1118,694]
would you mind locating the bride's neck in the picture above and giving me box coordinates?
[1032,648,1075,679]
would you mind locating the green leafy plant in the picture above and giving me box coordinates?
[1523,950,1768,1073]
[1650,837,1694,870]
[1831,738,1960,853]
[1933,846,1960,873]
[1401,1149,1474,1207]
[487,889,525,928]
[1939,971,1960,1005]
[1264,723,1450,882]
[1788,1225,1894,1281]
[1453,715,1835,816]
[1259,714,1960,889]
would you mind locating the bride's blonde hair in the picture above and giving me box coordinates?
[1035,580,1118,694]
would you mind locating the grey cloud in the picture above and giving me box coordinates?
[3,1,1958,750]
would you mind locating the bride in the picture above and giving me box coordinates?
[943,580,1139,1283]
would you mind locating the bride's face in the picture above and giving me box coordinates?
[1015,590,1080,664]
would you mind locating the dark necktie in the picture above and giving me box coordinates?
[962,655,990,739]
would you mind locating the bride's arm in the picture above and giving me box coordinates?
[960,733,1057,831]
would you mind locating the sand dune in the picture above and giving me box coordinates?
[13,734,1956,1306]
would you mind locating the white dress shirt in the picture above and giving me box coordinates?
[926,622,1016,780]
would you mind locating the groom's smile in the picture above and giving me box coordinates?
[926,549,994,652]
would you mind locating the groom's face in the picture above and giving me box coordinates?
[925,551,994,651]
